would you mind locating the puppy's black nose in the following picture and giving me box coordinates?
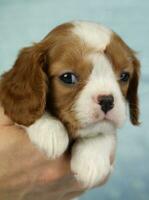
[98,95,114,114]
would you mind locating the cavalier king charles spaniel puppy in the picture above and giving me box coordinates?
[0,21,140,188]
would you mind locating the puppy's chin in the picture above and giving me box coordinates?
[76,119,117,138]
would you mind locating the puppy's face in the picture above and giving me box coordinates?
[0,21,140,137]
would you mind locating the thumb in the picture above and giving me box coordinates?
[0,105,14,126]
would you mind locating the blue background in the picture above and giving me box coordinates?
[0,0,149,199]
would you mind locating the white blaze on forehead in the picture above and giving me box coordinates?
[90,53,115,81]
[87,53,119,95]
[72,21,112,50]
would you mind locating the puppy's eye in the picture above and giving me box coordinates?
[59,72,78,85]
[120,72,130,82]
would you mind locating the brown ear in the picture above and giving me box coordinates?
[0,45,48,126]
[127,56,140,125]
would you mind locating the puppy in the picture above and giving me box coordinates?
[0,21,140,188]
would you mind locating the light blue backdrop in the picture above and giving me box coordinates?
[0,0,149,199]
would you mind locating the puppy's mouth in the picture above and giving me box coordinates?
[91,109,125,128]
[76,119,116,137]
[80,117,116,129]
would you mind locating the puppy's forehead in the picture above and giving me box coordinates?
[72,21,112,51]
[48,21,134,74]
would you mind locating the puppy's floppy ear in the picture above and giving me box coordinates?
[127,55,140,125]
[0,44,48,126]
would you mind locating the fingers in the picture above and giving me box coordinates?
[53,176,85,200]
[62,190,84,200]
[37,154,71,184]
[0,105,14,126]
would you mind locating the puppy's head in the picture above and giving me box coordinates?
[0,21,140,136]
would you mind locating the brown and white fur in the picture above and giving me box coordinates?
[0,21,140,189]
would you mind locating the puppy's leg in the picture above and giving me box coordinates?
[71,133,116,188]
[25,113,69,159]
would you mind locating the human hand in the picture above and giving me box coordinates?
[0,106,114,200]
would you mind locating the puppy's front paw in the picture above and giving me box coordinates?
[26,114,69,159]
[71,141,112,188]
